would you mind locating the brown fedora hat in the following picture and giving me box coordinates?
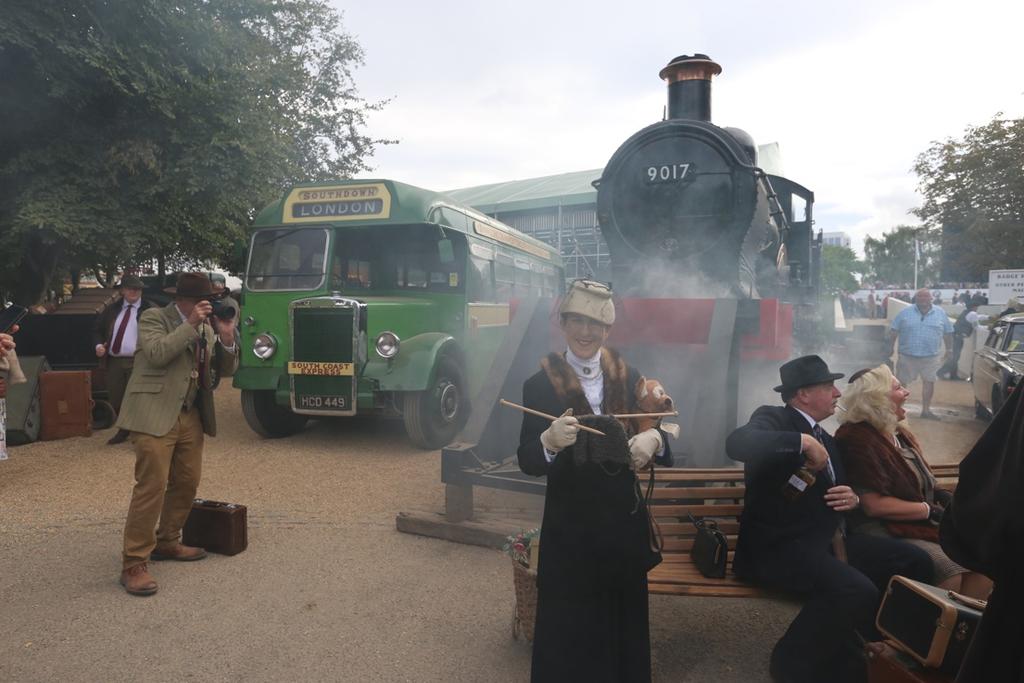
[164,272,217,299]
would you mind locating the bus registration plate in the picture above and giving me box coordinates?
[287,361,354,376]
[296,395,347,410]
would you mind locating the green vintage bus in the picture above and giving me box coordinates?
[233,179,564,448]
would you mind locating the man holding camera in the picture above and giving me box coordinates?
[117,273,238,596]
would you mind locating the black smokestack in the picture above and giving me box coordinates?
[659,53,722,122]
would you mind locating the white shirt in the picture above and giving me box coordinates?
[792,406,836,483]
[965,310,989,329]
[565,347,603,415]
[108,301,139,357]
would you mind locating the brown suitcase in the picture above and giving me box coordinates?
[39,370,93,440]
[182,499,248,555]
[867,641,954,683]
[876,575,984,677]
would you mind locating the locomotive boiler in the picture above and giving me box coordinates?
[595,54,819,302]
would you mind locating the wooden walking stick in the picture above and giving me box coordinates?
[499,399,607,436]
[609,411,679,419]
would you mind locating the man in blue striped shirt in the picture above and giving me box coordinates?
[889,289,953,419]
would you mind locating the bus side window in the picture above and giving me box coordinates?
[495,252,514,302]
[468,256,495,302]
[513,257,532,295]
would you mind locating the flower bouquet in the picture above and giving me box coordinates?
[504,528,540,641]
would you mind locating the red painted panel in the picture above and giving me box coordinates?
[740,299,792,361]
[545,296,792,359]
[608,298,717,346]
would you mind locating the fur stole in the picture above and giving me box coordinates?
[835,421,929,501]
[835,421,939,542]
[541,347,632,432]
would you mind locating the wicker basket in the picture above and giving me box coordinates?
[511,559,538,642]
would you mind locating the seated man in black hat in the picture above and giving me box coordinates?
[726,355,933,683]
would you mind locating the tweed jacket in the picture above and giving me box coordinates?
[115,303,238,437]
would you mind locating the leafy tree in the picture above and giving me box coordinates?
[820,244,864,294]
[862,226,940,287]
[912,115,1024,281]
[0,0,386,304]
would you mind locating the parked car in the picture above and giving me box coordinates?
[972,312,1024,419]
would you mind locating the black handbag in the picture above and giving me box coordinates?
[688,513,728,578]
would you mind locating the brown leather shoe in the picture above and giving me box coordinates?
[120,563,158,596]
[151,543,207,562]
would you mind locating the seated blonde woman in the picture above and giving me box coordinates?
[835,364,992,599]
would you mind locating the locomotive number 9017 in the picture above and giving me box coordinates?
[646,163,690,183]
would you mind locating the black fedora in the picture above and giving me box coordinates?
[773,355,844,393]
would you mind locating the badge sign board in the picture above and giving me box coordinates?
[988,269,1024,305]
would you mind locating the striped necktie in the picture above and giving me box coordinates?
[812,424,836,484]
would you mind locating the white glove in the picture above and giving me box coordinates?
[540,409,579,452]
[628,428,663,471]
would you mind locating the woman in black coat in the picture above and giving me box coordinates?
[517,280,672,683]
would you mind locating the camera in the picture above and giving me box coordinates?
[210,299,236,321]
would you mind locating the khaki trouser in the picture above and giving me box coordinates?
[105,356,134,415]
[122,407,204,569]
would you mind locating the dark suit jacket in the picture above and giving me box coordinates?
[726,404,845,580]
[518,364,671,593]
[92,297,154,349]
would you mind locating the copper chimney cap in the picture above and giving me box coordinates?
[659,53,722,83]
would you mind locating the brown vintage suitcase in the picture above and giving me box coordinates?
[39,370,92,440]
[867,641,954,683]
[876,576,984,678]
[182,499,248,555]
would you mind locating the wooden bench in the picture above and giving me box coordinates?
[646,464,960,597]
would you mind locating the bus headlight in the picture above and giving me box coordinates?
[253,333,277,360]
[375,331,400,359]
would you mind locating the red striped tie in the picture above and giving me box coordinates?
[110,304,133,355]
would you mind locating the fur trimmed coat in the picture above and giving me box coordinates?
[835,421,943,542]
[517,347,672,683]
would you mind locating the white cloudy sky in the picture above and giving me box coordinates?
[335,0,1023,255]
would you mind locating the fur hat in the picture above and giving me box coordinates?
[1006,297,1021,311]
[559,279,615,326]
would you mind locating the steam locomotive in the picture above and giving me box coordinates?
[595,54,820,302]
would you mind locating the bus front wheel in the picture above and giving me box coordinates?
[403,357,468,450]
[241,389,309,438]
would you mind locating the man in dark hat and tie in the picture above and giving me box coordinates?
[92,274,154,444]
[727,355,933,683]
[116,273,238,596]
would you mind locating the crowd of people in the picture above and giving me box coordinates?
[839,287,991,321]
[517,279,998,683]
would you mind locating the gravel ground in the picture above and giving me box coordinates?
[0,378,984,682]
